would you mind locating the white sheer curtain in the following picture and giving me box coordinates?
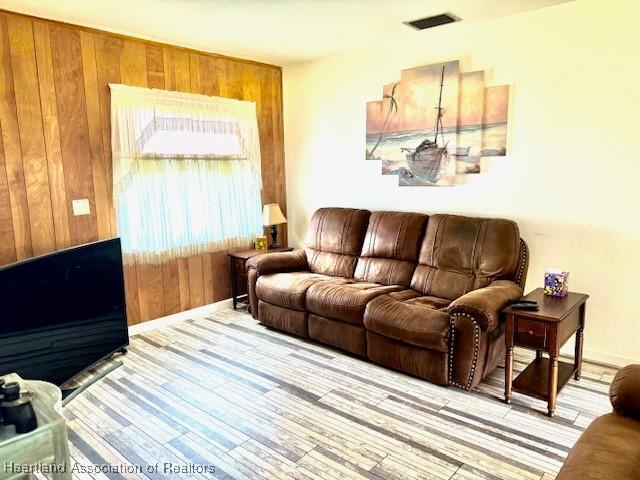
[110,84,263,265]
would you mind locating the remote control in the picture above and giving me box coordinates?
[510,302,539,311]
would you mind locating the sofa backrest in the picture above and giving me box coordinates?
[410,214,521,300]
[304,207,370,277]
[354,211,428,287]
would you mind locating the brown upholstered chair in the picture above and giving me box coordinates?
[247,207,529,390]
[557,364,640,480]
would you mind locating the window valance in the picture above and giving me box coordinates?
[110,84,262,193]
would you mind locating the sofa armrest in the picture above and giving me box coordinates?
[246,250,308,319]
[610,364,640,418]
[448,280,523,331]
[246,249,308,276]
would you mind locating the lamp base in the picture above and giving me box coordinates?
[269,225,279,249]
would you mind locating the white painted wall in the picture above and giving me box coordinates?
[282,0,640,366]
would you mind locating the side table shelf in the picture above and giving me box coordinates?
[512,357,576,402]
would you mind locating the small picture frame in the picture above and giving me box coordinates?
[255,235,268,252]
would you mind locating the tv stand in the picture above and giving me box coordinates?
[61,360,123,406]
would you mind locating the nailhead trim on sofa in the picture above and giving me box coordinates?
[514,238,528,288]
[448,312,481,391]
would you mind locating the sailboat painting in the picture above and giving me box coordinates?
[366,59,510,186]
[366,61,460,186]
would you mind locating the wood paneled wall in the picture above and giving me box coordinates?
[0,10,286,324]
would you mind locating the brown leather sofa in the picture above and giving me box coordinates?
[557,364,640,479]
[247,207,529,389]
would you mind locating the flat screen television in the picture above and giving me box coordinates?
[0,238,129,386]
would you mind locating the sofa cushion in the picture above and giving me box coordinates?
[354,211,428,287]
[364,294,450,351]
[256,272,332,311]
[306,280,405,325]
[384,289,451,310]
[411,214,521,300]
[305,208,370,278]
[556,413,640,480]
[406,296,451,310]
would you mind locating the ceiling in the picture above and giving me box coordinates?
[0,0,575,66]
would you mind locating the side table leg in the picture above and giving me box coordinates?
[574,328,584,380]
[575,305,586,380]
[548,356,559,417]
[505,346,514,404]
[230,259,237,310]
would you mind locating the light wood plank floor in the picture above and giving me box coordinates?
[63,307,617,480]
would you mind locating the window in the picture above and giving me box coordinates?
[110,84,262,264]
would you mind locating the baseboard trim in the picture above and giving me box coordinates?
[581,348,639,369]
[128,298,234,337]
[557,341,638,369]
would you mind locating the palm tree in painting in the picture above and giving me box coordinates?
[366,82,398,159]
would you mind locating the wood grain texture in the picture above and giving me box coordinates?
[123,263,141,325]
[162,48,176,91]
[187,254,205,309]
[145,45,164,89]
[173,50,190,92]
[203,253,215,304]
[0,15,33,260]
[177,257,191,311]
[64,308,618,480]
[0,10,285,325]
[0,122,17,264]
[6,16,55,256]
[80,31,111,240]
[161,259,181,316]
[94,35,122,232]
[50,25,99,246]
[32,21,70,250]
[137,263,165,322]
[212,251,232,301]
[199,56,221,96]
[271,69,288,247]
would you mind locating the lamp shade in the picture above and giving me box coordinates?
[262,203,287,226]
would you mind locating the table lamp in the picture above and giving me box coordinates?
[262,203,287,249]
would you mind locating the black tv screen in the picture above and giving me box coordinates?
[0,238,129,385]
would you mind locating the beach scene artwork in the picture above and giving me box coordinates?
[482,85,509,156]
[367,61,460,186]
[455,71,484,174]
[366,59,510,186]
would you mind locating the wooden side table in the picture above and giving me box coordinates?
[503,288,589,417]
[228,247,293,310]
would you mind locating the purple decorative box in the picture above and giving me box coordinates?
[544,269,569,297]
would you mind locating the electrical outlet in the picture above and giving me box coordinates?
[72,199,91,216]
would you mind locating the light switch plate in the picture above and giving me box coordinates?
[72,199,91,216]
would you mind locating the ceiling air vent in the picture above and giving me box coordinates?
[404,13,459,31]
